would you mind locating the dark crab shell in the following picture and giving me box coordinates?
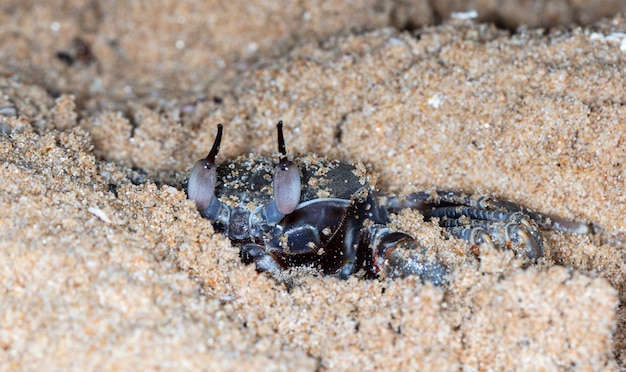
[211,153,378,242]
[214,153,369,214]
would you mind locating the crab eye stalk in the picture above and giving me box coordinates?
[188,124,223,216]
[274,160,300,214]
[273,120,301,215]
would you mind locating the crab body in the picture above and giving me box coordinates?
[188,122,591,283]
[206,153,420,279]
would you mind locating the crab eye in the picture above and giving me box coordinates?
[274,160,301,214]
[188,124,222,213]
[273,120,301,214]
[188,159,217,211]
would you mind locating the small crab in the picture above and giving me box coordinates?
[188,121,591,283]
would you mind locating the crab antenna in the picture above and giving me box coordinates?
[206,123,223,163]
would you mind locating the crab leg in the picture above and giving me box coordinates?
[240,243,284,273]
[386,190,591,259]
[390,191,591,233]
[336,188,447,282]
[380,233,447,283]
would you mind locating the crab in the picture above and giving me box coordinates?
[187,121,591,283]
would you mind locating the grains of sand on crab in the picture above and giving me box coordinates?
[307,177,319,188]
[351,162,369,185]
[362,218,375,228]
[279,233,290,253]
[315,189,331,198]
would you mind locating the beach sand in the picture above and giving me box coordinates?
[1,2,625,370]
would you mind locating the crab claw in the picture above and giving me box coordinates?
[273,120,301,215]
[188,124,223,219]
[370,230,446,284]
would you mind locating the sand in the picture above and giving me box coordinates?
[1,1,625,370]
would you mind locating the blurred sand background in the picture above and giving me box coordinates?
[1,1,626,370]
